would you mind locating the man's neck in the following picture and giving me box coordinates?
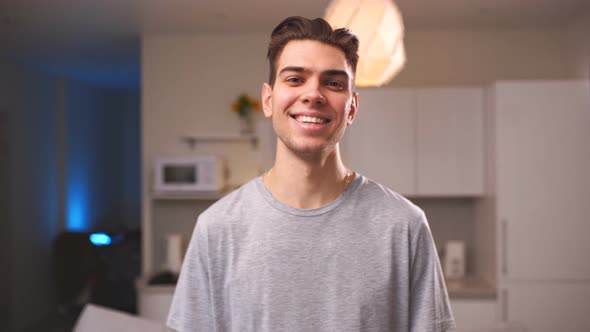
[264,144,352,209]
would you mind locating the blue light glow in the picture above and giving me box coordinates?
[67,173,88,231]
[90,233,112,246]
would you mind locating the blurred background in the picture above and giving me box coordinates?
[1,0,589,331]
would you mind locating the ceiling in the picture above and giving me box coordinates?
[1,0,589,87]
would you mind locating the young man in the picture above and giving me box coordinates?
[167,17,455,332]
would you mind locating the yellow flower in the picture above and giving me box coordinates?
[232,93,261,117]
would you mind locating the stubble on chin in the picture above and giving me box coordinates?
[276,131,343,161]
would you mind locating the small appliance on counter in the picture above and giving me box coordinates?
[148,233,186,286]
[443,240,466,279]
[164,233,185,275]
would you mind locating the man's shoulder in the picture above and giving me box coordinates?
[355,174,425,224]
[357,175,421,209]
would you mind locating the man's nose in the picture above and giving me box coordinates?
[301,81,326,106]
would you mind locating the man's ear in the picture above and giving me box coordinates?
[262,83,273,118]
[347,92,358,125]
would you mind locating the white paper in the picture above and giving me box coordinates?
[73,304,167,332]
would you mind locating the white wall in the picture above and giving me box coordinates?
[142,33,269,184]
[392,28,568,86]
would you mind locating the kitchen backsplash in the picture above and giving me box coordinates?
[411,197,477,275]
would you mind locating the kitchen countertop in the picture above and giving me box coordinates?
[445,275,496,299]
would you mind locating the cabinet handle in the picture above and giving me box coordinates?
[502,219,508,276]
[501,288,509,321]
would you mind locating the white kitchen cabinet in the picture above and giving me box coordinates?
[499,282,590,332]
[342,87,484,197]
[450,298,497,332]
[494,80,590,281]
[490,80,590,331]
[342,88,416,195]
[416,88,484,196]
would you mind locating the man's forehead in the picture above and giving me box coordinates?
[276,40,352,75]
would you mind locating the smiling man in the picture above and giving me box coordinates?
[167,16,455,332]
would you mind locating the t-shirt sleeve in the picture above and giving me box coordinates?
[409,211,456,332]
[167,217,214,331]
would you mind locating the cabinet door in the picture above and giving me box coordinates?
[416,88,484,196]
[500,282,590,332]
[495,80,590,280]
[450,298,497,332]
[341,88,415,195]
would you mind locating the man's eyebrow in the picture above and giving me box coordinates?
[278,66,305,75]
[278,67,350,79]
[323,70,350,79]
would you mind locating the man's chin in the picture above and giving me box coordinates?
[286,142,337,158]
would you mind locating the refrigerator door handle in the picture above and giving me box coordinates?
[501,288,509,321]
[502,218,508,276]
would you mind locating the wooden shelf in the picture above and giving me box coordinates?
[181,134,258,149]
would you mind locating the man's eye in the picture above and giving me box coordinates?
[326,81,344,90]
[286,77,304,83]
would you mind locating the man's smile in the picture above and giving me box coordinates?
[291,114,331,124]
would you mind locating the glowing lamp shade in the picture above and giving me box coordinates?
[324,0,406,87]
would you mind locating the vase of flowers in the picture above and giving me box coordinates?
[232,93,261,135]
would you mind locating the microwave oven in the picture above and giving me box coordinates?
[153,156,226,193]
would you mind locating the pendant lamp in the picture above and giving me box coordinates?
[324,0,406,87]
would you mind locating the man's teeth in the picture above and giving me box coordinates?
[296,115,327,124]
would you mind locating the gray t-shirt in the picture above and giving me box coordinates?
[167,174,456,332]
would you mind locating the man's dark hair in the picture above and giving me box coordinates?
[266,16,359,86]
